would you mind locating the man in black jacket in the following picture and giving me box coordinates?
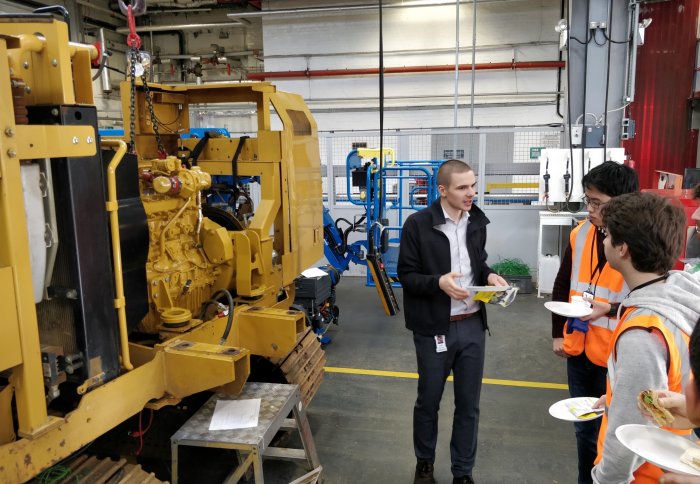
[398,159,507,484]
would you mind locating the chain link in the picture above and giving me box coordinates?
[127,48,166,158]
[128,48,137,154]
[141,71,166,158]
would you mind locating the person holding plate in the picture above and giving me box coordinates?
[591,192,700,483]
[550,161,639,484]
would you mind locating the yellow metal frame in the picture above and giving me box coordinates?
[1,18,324,482]
[103,139,133,371]
[356,147,397,169]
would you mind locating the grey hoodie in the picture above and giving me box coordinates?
[592,270,700,484]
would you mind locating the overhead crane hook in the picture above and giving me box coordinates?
[117,0,147,17]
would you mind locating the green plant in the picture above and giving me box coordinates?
[491,258,531,277]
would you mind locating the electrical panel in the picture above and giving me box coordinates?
[537,148,626,204]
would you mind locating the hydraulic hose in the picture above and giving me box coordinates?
[199,288,235,345]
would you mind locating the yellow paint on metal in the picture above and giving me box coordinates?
[13,125,96,160]
[1,16,326,478]
[236,307,306,358]
[0,384,15,445]
[0,267,21,371]
[485,182,539,191]
[357,147,396,167]
[0,342,251,483]
[0,33,56,439]
[102,139,133,371]
[162,340,250,398]
[1,21,96,106]
[324,366,569,390]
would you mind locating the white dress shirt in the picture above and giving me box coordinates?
[435,205,478,315]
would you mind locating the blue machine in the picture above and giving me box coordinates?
[340,148,444,288]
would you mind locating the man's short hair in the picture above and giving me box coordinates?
[602,192,686,274]
[581,161,639,197]
[690,317,700,392]
[694,182,700,200]
[437,159,473,188]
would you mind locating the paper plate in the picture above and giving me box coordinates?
[616,424,700,476]
[548,397,603,422]
[544,301,593,319]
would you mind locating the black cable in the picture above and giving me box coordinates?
[378,0,385,227]
[104,65,126,75]
[602,0,613,156]
[566,0,576,211]
[570,31,593,44]
[555,0,565,119]
[231,136,249,189]
[602,29,631,44]
[199,289,234,345]
[576,0,591,210]
[33,5,70,37]
[92,53,108,81]
[334,217,353,228]
[593,29,606,47]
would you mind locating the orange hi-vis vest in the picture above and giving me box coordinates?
[595,308,692,483]
[563,220,628,367]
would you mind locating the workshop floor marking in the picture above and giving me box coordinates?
[324,366,568,390]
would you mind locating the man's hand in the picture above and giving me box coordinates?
[487,273,508,287]
[579,300,610,322]
[438,272,470,300]
[592,395,606,410]
[552,337,569,358]
[637,390,693,430]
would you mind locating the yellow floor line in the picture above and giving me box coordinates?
[324,366,568,390]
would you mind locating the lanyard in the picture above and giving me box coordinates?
[587,230,605,295]
[627,274,669,297]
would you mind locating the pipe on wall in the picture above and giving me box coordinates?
[228,0,526,19]
[116,21,243,34]
[247,60,565,80]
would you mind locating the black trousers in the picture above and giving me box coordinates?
[567,353,607,484]
[413,313,486,478]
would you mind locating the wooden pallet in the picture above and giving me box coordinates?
[279,329,326,406]
[54,455,166,484]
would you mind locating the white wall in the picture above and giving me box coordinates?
[263,0,563,132]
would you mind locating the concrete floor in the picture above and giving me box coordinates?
[256,276,578,484]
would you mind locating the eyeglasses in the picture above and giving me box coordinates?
[582,196,608,210]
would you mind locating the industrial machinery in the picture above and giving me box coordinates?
[328,147,441,314]
[0,14,325,483]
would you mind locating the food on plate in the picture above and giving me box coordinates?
[680,448,700,471]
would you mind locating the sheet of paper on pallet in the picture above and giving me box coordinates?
[209,398,261,431]
[301,267,328,278]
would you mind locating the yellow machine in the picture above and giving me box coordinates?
[0,15,324,483]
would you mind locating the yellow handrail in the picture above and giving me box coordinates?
[486,182,539,192]
[101,139,133,371]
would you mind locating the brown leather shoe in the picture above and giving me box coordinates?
[414,460,436,484]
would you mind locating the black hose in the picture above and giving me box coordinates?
[199,289,234,345]
[92,52,109,81]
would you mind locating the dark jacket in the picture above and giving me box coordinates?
[397,199,495,335]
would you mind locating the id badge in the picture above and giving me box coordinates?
[582,290,594,307]
[435,335,447,353]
